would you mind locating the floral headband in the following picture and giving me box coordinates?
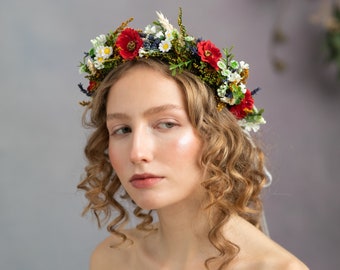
[78,8,266,132]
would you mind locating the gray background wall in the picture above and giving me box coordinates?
[1,0,339,269]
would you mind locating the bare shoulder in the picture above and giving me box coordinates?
[225,216,309,270]
[261,252,309,270]
[89,230,139,270]
[258,248,309,270]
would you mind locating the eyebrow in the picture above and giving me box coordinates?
[106,104,184,121]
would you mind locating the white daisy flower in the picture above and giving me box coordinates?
[159,39,172,52]
[164,30,174,41]
[96,46,113,59]
[94,56,105,69]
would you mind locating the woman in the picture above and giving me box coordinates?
[77,10,308,270]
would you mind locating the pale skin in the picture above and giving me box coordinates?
[90,66,309,270]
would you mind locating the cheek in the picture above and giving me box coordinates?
[108,145,122,172]
[170,132,202,162]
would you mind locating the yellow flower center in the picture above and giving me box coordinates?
[104,47,111,54]
[163,43,169,50]
[204,50,212,57]
[127,41,136,51]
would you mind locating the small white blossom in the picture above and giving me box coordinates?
[138,48,148,57]
[144,25,158,35]
[155,31,164,39]
[217,60,227,70]
[217,84,227,97]
[228,72,241,83]
[159,39,172,52]
[242,122,261,132]
[184,36,195,42]
[240,60,249,70]
[259,117,266,124]
[238,116,266,132]
[243,122,260,132]
[239,83,247,94]
[91,34,106,48]
[221,68,231,77]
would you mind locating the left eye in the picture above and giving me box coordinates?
[157,122,177,129]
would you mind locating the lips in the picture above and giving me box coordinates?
[129,173,163,189]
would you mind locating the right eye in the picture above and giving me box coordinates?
[112,126,131,135]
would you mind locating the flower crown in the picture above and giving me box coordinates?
[78,9,265,132]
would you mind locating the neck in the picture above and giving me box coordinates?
[158,203,208,244]
[142,197,215,267]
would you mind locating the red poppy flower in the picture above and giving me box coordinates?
[229,90,254,119]
[87,80,97,92]
[197,40,222,70]
[116,28,143,60]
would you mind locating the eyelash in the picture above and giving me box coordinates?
[112,126,131,135]
[156,121,178,129]
[110,120,179,136]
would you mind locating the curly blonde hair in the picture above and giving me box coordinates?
[78,58,267,269]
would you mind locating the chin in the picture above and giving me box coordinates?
[133,199,164,211]
[131,194,176,211]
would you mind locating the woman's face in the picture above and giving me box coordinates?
[106,66,204,210]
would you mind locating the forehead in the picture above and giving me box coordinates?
[106,66,186,113]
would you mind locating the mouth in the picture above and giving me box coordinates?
[129,173,164,189]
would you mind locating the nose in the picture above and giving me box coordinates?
[129,126,154,164]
